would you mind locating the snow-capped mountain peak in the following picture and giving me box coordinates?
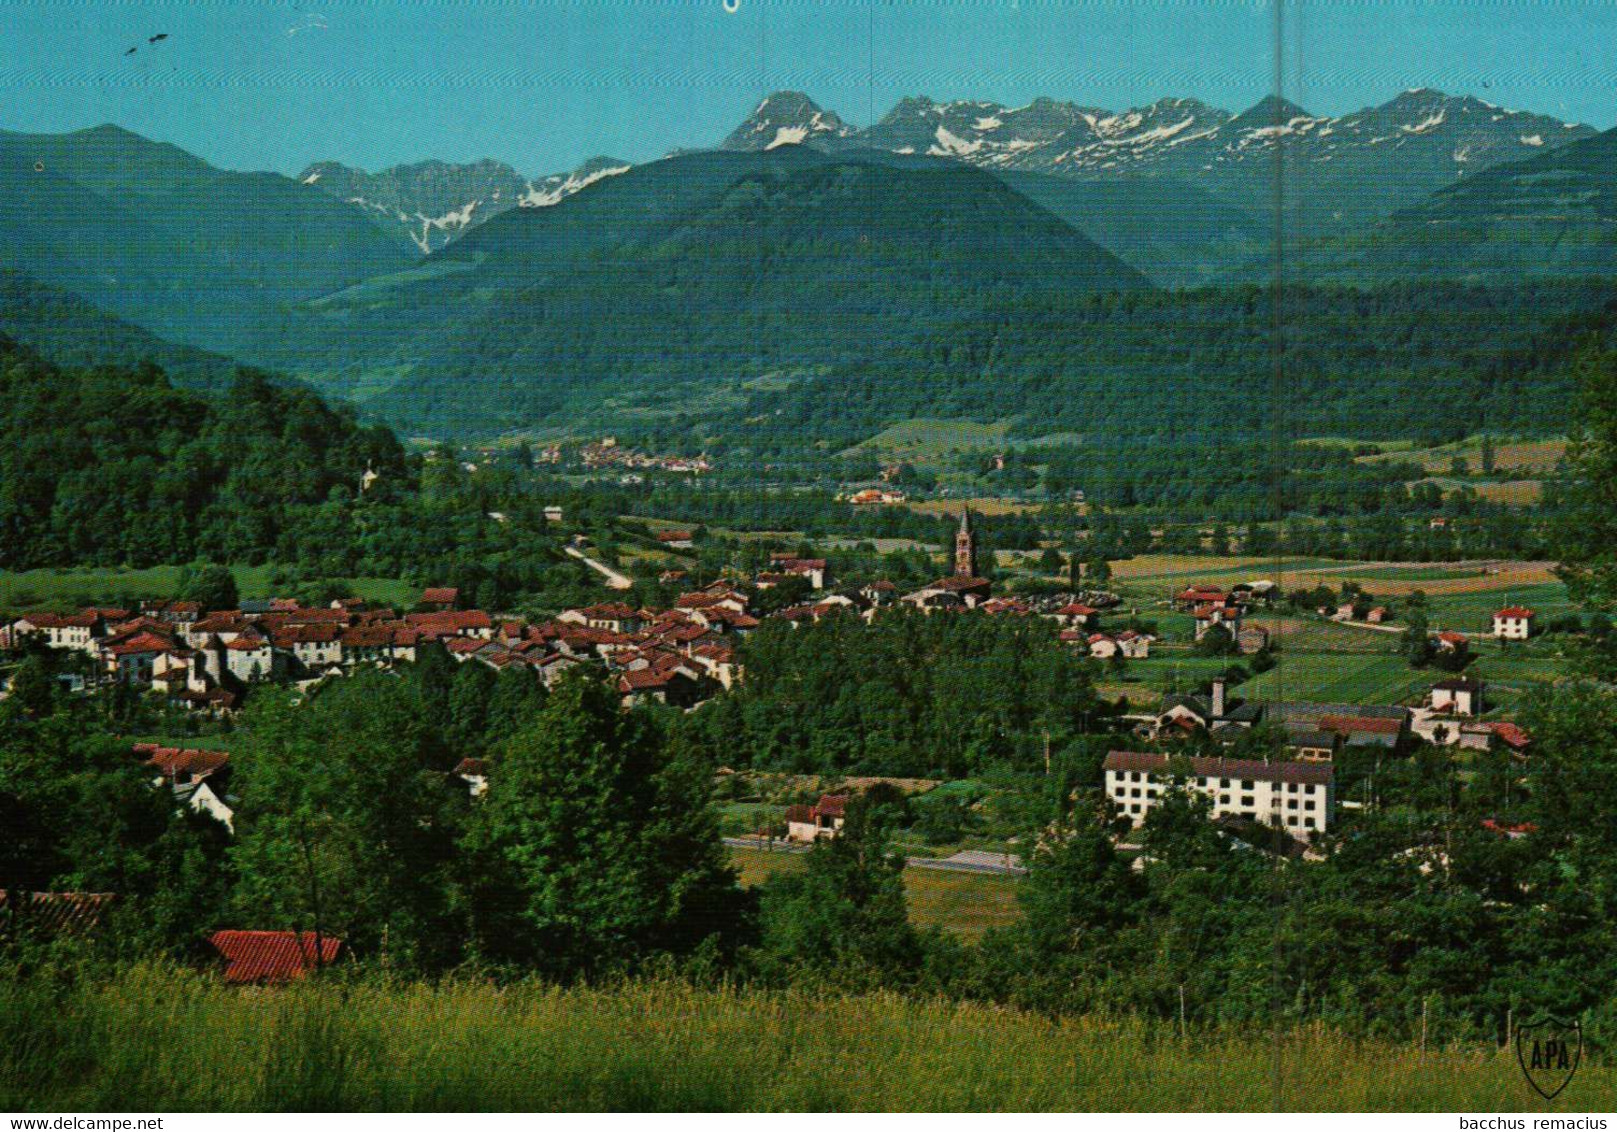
[298,154,632,253]
[720,91,857,152]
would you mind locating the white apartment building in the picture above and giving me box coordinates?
[1103,751,1335,837]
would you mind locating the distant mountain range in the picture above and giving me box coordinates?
[289,88,1595,264]
[725,89,1595,226]
[2,92,1615,441]
[297,155,630,253]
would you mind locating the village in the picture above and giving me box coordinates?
[1,509,1544,864]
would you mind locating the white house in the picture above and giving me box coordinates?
[1193,604,1242,641]
[1103,751,1334,838]
[1429,677,1483,717]
[1116,630,1153,659]
[1493,606,1535,640]
[785,794,848,842]
[225,635,275,682]
[8,612,103,654]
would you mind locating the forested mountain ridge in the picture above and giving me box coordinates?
[660,280,1617,449]
[0,336,405,571]
[0,269,240,391]
[1303,126,1617,284]
[0,124,414,360]
[278,152,1151,435]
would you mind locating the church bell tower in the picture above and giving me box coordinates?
[954,507,977,578]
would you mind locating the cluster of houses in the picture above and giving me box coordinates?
[1172,583,1273,654]
[0,586,746,715]
[578,436,712,475]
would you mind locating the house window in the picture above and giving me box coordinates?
[1241,795,1255,808]
[1287,799,1297,810]
[1130,804,1141,814]
[1287,783,1298,794]
[1239,780,1251,791]
[1305,785,1316,794]
[1304,817,1316,828]
[1305,801,1316,811]
[1287,816,1298,826]
[1219,795,1230,805]
[1131,788,1141,798]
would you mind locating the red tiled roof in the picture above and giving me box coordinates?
[406,610,493,632]
[276,607,352,625]
[1105,750,1334,785]
[278,623,343,645]
[208,931,343,983]
[1495,606,1535,619]
[618,669,672,690]
[0,890,115,936]
[1317,715,1404,735]
[340,625,394,648]
[107,631,179,656]
[454,758,488,777]
[1485,721,1532,750]
[928,575,990,592]
[655,530,694,542]
[815,794,849,818]
[576,603,638,619]
[421,588,459,605]
[142,745,229,780]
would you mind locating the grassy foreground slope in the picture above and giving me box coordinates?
[1,968,1607,1111]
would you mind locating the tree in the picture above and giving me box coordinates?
[1038,547,1065,575]
[1086,559,1113,584]
[229,674,461,972]
[1555,347,1617,677]
[757,794,921,978]
[462,671,744,975]
[178,564,238,612]
[1017,797,1139,955]
[1194,624,1239,657]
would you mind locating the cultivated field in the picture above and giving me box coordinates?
[729,847,1021,941]
[1,969,1605,1111]
[0,566,418,610]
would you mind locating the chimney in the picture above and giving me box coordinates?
[1211,677,1227,720]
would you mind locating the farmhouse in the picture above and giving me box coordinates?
[785,794,849,842]
[1493,606,1535,640]
[1430,677,1484,717]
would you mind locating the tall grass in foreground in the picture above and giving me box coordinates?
[0,966,1607,1111]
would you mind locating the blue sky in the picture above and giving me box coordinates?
[3,0,1613,177]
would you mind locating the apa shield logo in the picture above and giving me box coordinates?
[1515,1015,1581,1100]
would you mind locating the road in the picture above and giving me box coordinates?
[564,546,634,590]
[723,836,1026,876]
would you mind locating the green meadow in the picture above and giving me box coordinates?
[0,968,1605,1111]
[0,565,417,611]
